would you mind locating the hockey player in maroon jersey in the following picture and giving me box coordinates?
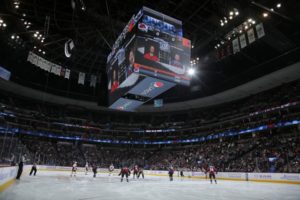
[207,165,217,184]
[92,163,97,178]
[132,165,139,179]
[119,166,131,182]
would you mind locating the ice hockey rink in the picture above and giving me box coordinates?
[1,170,300,200]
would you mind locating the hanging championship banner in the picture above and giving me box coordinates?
[78,72,85,85]
[239,33,247,49]
[247,28,256,44]
[232,38,240,54]
[65,69,71,79]
[256,23,265,39]
[90,75,97,87]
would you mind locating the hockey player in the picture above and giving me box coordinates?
[132,165,139,179]
[137,167,144,179]
[70,161,77,177]
[29,162,37,176]
[168,167,174,181]
[108,164,114,176]
[85,161,89,175]
[119,166,130,182]
[92,163,97,178]
[207,165,217,184]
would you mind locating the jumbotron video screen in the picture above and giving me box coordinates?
[106,7,191,110]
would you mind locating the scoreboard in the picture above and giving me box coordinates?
[106,7,191,111]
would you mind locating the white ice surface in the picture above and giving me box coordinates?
[1,170,300,200]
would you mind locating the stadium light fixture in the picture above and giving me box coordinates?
[263,12,269,18]
[276,3,281,8]
[187,68,196,76]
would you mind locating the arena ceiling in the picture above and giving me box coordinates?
[0,0,300,104]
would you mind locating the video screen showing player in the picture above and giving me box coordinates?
[135,37,188,73]
[171,53,183,69]
[109,62,120,94]
[107,38,142,105]
[144,45,159,62]
[111,70,119,93]
[127,49,135,77]
[134,36,190,85]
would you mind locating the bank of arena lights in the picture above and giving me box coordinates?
[11,34,21,41]
[9,34,25,48]
[23,21,32,29]
[190,58,200,67]
[187,68,196,76]
[276,3,281,8]
[13,1,20,9]
[262,12,269,18]
[220,8,239,27]
[263,2,282,18]
[33,31,45,43]
[79,0,86,11]
[33,46,45,54]
[0,18,7,30]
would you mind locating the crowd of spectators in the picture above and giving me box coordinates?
[1,128,299,173]
[0,80,300,173]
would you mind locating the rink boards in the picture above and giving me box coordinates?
[28,165,300,184]
[1,165,300,192]
[0,166,30,192]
